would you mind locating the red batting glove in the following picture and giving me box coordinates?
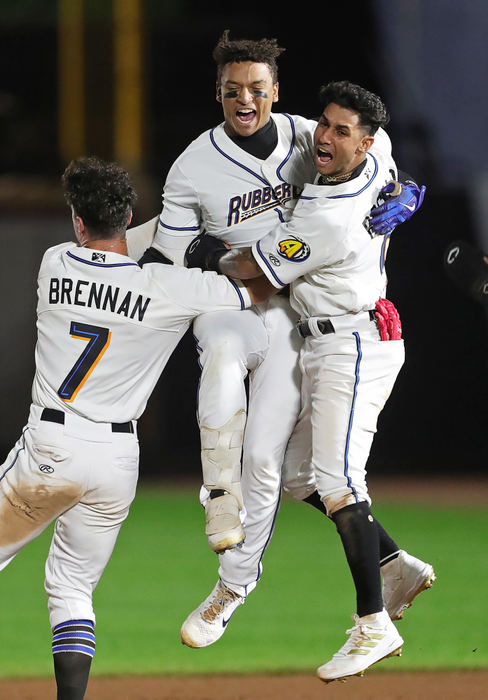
[374,298,402,341]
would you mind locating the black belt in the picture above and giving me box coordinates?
[298,310,376,339]
[41,407,134,433]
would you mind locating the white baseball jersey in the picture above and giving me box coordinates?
[33,242,251,422]
[152,113,318,263]
[0,240,251,630]
[252,128,398,319]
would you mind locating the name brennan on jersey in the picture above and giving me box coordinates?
[227,183,302,226]
[48,277,151,321]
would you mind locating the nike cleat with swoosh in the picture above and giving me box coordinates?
[180,580,245,648]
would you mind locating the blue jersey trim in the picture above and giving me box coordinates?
[227,278,246,309]
[380,232,391,273]
[275,114,296,182]
[158,215,200,233]
[209,119,298,190]
[209,128,270,186]
[66,251,138,268]
[254,240,286,287]
[327,154,379,199]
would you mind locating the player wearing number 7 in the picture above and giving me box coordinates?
[0,156,269,700]
[185,81,434,684]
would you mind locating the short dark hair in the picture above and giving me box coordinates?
[62,156,137,238]
[318,81,389,135]
[213,29,285,83]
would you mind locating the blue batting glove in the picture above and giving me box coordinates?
[369,182,426,236]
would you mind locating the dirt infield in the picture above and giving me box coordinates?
[2,671,488,699]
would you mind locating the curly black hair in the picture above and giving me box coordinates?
[62,156,137,238]
[212,29,285,83]
[318,81,389,135]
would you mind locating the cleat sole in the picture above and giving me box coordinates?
[391,570,436,621]
[317,645,403,684]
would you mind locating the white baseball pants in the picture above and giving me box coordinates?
[193,295,316,595]
[0,404,139,628]
[283,312,405,515]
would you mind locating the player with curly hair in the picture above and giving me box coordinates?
[127,32,428,656]
[0,156,271,700]
[184,80,434,682]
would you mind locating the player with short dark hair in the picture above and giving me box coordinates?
[184,80,434,682]
[318,80,390,134]
[212,29,284,83]
[127,32,427,655]
[0,156,269,700]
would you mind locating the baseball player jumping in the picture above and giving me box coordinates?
[184,81,435,683]
[127,30,425,570]
[0,157,269,700]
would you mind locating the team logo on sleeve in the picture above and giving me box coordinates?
[277,236,310,262]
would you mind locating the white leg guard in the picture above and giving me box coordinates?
[200,410,246,553]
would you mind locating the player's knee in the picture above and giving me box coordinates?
[197,328,252,365]
[322,491,370,517]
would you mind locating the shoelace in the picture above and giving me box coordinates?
[201,586,240,623]
[338,615,385,657]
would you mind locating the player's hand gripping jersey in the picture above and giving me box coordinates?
[33,243,251,422]
[251,129,397,318]
[152,114,318,264]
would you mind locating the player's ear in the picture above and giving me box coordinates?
[357,134,374,154]
[216,83,222,103]
[127,210,133,227]
[272,82,279,103]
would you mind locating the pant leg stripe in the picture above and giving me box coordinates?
[343,332,362,502]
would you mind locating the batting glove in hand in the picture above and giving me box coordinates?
[369,181,426,236]
[374,298,402,341]
[185,233,228,273]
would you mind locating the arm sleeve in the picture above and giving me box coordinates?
[251,198,345,287]
[126,216,159,261]
[149,266,252,315]
[152,161,203,266]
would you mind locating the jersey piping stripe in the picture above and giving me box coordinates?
[209,129,270,186]
[297,153,380,202]
[253,240,286,287]
[327,153,379,199]
[66,251,138,268]
[227,278,247,309]
[158,215,200,232]
[255,487,282,584]
[380,232,391,272]
[275,114,296,182]
[0,427,29,481]
[343,332,362,502]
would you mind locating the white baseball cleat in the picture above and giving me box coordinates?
[205,492,246,553]
[316,609,403,683]
[180,580,245,648]
[382,550,436,620]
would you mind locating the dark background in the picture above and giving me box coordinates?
[1,1,487,478]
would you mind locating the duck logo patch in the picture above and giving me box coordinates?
[277,236,310,262]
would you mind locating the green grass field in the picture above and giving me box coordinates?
[0,482,486,678]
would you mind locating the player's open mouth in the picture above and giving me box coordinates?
[236,109,256,124]
[316,147,333,165]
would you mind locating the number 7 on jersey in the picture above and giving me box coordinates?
[58,321,111,402]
